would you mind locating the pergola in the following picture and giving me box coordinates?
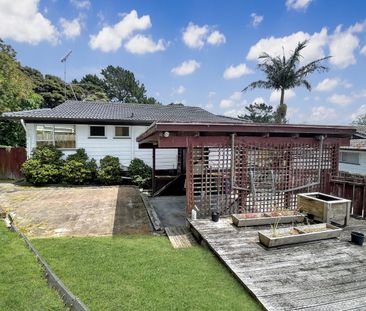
[137,122,355,219]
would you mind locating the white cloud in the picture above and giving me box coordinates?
[329,25,360,68]
[310,106,337,122]
[246,28,328,65]
[247,21,366,69]
[223,63,253,79]
[171,60,200,76]
[327,94,353,106]
[60,17,81,39]
[0,0,59,45]
[286,0,312,11]
[269,89,296,102]
[70,0,90,9]
[220,99,234,109]
[182,22,225,49]
[361,45,366,55]
[89,10,151,52]
[172,85,185,95]
[124,35,166,54]
[315,78,339,92]
[351,104,366,120]
[250,13,263,28]
[207,30,226,45]
[182,22,209,49]
[208,91,216,98]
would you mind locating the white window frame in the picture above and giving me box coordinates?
[114,126,131,139]
[35,124,76,150]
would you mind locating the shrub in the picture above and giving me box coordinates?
[128,158,152,188]
[62,160,93,185]
[21,159,60,185]
[31,145,63,164]
[97,155,122,185]
[66,148,89,162]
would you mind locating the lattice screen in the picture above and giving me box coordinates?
[188,140,339,218]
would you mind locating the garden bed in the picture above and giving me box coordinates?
[258,223,342,248]
[232,210,304,227]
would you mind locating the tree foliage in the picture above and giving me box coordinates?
[352,114,366,125]
[243,40,330,123]
[238,102,275,123]
[0,39,42,146]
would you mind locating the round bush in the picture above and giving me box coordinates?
[21,159,60,185]
[128,158,152,188]
[31,145,63,164]
[66,148,89,163]
[97,155,122,185]
[62,160,93,185]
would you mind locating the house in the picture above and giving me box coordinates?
[2,100,241,171]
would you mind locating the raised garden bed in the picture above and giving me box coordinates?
[297,192,351,226]
[232,211,304,227]
[258,223,342,248]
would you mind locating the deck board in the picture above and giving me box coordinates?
[189,217,366,311]
[165,226,196,248]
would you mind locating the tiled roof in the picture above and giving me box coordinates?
[2,100,244,124]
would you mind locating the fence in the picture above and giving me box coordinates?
[327,172,366,218]
[0,147,27,179]
[186,136,340,218]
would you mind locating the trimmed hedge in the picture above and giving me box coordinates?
[128,158,152,188]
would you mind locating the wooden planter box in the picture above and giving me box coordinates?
[232,212,304,227]
[297,192,351,226]
[258,223,342,248]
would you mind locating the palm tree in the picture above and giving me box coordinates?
[242,40,331,123]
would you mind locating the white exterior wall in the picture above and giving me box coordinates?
[25,123,177,170]
[339,150,366,175]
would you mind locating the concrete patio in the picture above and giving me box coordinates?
[0,183,151,238]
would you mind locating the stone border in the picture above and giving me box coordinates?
[5,216,90,311]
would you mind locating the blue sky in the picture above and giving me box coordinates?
[1,0,366,124]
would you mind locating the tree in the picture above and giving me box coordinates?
[71,74,108,101]
[243,40,330,123]
[0,39,42,146]
[101,66,148,103]
[352,114,366,125]
[238,102,274,123]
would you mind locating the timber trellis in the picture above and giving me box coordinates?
[327,172,366,218]
[136,122,354,219]
[187,137,340,218]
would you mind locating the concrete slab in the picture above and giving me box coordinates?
[0,183,151,238]
[149,196,186,227]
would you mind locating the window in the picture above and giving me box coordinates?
[340,151,360,165]
[36,124,76,149]
[115,126,130,138]
[90,126,105,137]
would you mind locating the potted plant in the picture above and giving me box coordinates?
[211,211,220,222]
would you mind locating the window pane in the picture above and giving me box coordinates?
[54,125,76,148]
[36,125,53,146]
[90,126,105,137]
[340,152,359,164]
[115,126,129,137]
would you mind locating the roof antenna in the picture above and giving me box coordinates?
[60,51,77,100]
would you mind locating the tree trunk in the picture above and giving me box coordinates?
[280,88,285,107]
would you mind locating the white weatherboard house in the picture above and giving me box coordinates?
[3,101,237,170]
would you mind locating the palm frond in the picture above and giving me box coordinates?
[242,80,274,92]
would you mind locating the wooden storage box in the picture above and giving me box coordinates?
[297,192,351,226]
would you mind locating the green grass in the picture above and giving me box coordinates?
[33,235,262,311]
[0,223,65,311]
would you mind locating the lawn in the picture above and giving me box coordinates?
[33,235,262,311]
[0,222,65,311]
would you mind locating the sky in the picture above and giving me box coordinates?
[1,0,366,125]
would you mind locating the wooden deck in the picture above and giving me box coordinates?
[189,217,366,311]
[165,226,196,248]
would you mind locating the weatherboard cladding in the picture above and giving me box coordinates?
[2,100,241,124]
